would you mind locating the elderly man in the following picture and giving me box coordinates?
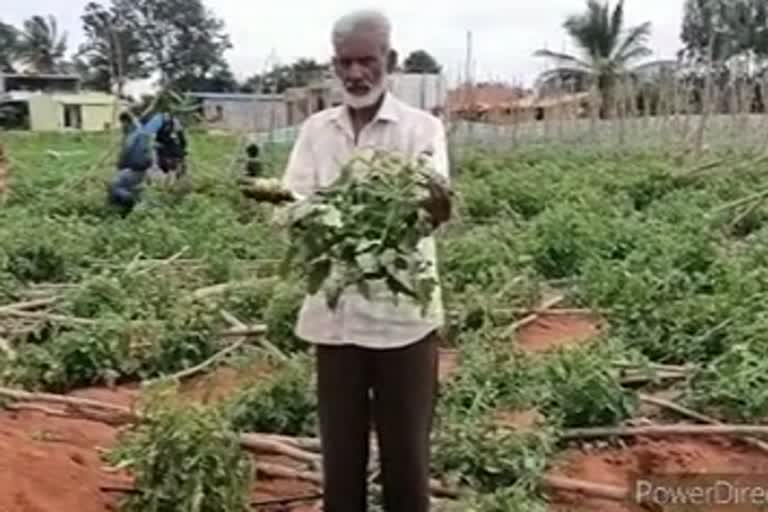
[279,9,451,512]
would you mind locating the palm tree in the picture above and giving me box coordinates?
[0,21,18,72]
[534,0,652,117]
[16,15,68,74]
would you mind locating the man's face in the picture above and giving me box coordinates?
[333,31,394,108]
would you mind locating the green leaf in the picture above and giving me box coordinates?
[307,258,332,296]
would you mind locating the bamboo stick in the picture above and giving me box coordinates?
[562,424,768,441]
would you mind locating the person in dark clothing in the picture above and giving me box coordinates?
[107,113,163,215]
[244,143,263,177]
[155,113,188,178]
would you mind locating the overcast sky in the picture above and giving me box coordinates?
[6,0,685,88]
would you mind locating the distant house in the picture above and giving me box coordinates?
[447,83,529,120]
[0,91,122,131]
[284,73,448,126]
[0,73,81,94]
[188,92,289,132]
[389,73,447,114]
[0,73,122,131]
[447,83,590,124]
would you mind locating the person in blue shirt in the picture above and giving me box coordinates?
[107,112,164,215]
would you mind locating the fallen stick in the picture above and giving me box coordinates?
[251,493,323,508]
[191,278,275,301]
[639,394,768,454]
[261,433,323,452]
[562,424,768,441]
[501,308,600,316]
[0,310,98,326]
[0,297,59,314]
[3,402,63,416]
[255,462,323,485]
[618,370,689,386]
[0,387,137,417]
[221,324,269,337]
[638,394,714,424]
[503,294,565,337]
[100,482,138,494]
[540,475,629,501]
[241,434,321,466]
[712,186,768,214]
[134,246,190,276]
[220,310,288,363]
[612,361,693,372]
[144,338,247,386]
[3,400,135,426]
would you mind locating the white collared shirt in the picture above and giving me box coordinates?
[279,92,449,349]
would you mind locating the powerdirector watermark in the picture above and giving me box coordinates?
[628,474,768,511]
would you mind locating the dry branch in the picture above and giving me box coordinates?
[0,387,137,418]
[0,297,59,314]
[134,246,190,276]
[0,310,98,326]
[618,369,690,386]
[261,433,323,452]
[639,394,768,454]
[251,493,323,508]
[220,310,287,363]
[240,434,322,466]
[255,462,321,485]
[540,475,629,501]
[503,294,565,337]
[144,339,247,386]
[562,424,768,441]
[191,278,274,301]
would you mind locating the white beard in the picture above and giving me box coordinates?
[341,79,389,109]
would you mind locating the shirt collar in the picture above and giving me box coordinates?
[331,91,400,128]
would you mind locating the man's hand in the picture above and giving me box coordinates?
[420,175,452,227]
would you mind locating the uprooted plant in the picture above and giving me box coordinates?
[280,149,444,313]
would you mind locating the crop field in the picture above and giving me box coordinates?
[3,130,768,512]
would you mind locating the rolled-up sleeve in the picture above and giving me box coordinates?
[273,121,316,226]
[281,121,316,199]
[420,119,450,186]
[430,120,450,183]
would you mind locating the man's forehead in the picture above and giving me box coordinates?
[334,32,387,56]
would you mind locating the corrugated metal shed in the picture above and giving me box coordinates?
[389,74,447,112]
[188,92,289,132]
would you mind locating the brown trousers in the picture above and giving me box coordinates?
[315,331,439,512]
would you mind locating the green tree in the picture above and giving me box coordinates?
[15,15,68,73]
[681,0,768,62]
[241,59,328,93]
[0,21,18,72]
[77,2,150,92]
[403,50,442,74]
[533,0,652,116]
[111,0,233,91]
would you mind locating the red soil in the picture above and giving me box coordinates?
[517,312,602,353]
[548,436,768,511]
[0,362,320,512]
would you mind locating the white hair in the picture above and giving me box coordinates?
[331,9,392,50]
